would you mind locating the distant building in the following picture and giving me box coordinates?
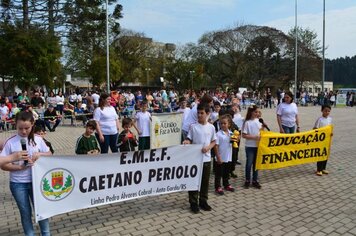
[290,81,333,96]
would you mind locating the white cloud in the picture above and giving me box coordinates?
[264,6,356,59]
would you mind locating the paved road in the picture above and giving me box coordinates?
[1,106,355,236]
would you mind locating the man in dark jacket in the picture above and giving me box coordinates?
[44,105,61,132]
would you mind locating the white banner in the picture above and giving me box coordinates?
[336,94,347,106]
[150,112,183,148]
[32,145,203,222]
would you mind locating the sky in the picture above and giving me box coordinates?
[118,0,356,59]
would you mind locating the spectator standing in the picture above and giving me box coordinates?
[182,94,214,141]
[55,91,65,115]
[91,91,100,108]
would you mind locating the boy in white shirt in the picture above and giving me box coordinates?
[183,103,216,213]
[209,101,221,124]
[314,105,332,176]
[134,100,151,150]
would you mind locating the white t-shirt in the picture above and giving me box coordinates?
[182,104,198,132]
[215,130,232,163]
[0,134,49,183]
[236,93,242,100]
[210,111,219,123]
[233,113,244,130]
[187,123,216,162]
[47,96,57,107]
[69,94,77,103]
[135,111,151,137]
[242,118,262,147]
[56,95,64,105]
[77,94,82,102]
[0,105,9,118]
[93,106,118,135]
[91,93,100,105]
[314,116,332,128]
[276,102,298,127]
[177,107,191,124]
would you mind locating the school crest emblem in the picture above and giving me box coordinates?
[41,169,74,201]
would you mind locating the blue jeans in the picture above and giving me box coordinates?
[282,125,296,134]
[96,133,118,154]
[245,147,258,182]
[10,182,50,236]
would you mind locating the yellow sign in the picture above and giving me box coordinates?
[256,125,333,170]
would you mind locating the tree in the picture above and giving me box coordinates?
[326,56,356,87]
[198,24,291,90]
[245,36,281,91]
[112,30,152,85]
[63,0,122,86]
[288,27,322,90]
[0,23,62,92]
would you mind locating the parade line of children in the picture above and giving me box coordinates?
[0,93,333,234]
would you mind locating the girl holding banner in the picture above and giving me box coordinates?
[0,111,52,236]
[242,105,263,189]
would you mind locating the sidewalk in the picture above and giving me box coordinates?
[1,106,355,236]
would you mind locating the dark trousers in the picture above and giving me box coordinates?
[56,104,64,115]
[96,133,118,154]
[189,162,211,205]
[265,99,272,108]
[76,114,87,125]
[229,146,239,174]
[138,136,150,150]
[44,119,60,131]
[317,160,328,172]
[215,162,230,189]
[35,119,46,131]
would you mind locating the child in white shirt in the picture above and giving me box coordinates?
[314,105,332,176]
[214,114,236,195]
[134,101,151,150]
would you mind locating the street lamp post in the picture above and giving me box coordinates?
[190,70,195,90]
[105,0,110,93]
[294,0,298,101]
[322,0,326,93]
[145,68,151,87]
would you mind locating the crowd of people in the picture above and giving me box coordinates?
[0,86,335,235]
